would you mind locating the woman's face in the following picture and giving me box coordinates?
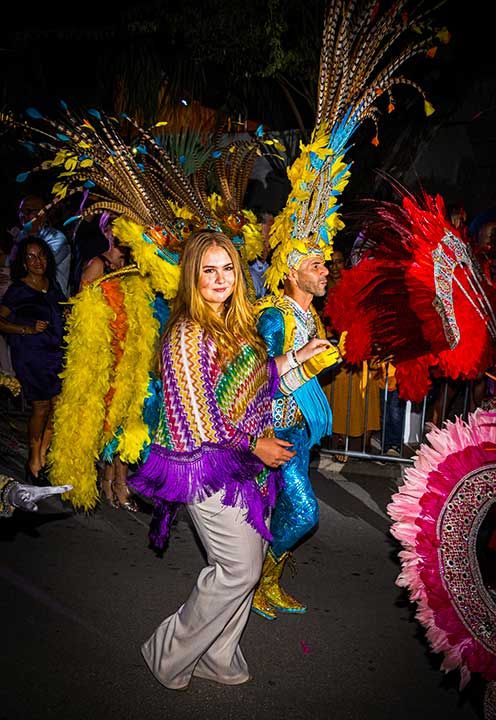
[329,251,345,282]
[107,245,127,269]
[25,243,48,276]
[198,244,235,312]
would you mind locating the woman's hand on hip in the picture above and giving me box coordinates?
[253,437,296,469]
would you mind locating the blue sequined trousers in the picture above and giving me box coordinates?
[269,424,318,560]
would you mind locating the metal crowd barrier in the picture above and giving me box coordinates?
[319,362,475,465]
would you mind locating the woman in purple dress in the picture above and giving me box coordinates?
[0,237,66,481]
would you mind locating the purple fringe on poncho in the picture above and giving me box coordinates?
[129,442,282,549]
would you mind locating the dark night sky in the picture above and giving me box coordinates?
[1,1,495,222]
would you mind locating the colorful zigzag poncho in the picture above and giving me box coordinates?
[130,319,282,548]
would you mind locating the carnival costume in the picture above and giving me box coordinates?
[387,409,496,719]
[252,289,337,618]
[250,0,449,620]
[130,320,281,547]
[3,107,270,525]
[324,189,496,402]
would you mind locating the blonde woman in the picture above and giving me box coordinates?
[130,231,327,690]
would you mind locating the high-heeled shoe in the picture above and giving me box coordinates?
[99,469,118,507]
[112,481,139,512]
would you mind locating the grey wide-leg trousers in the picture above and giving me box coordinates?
[141,491,268,690]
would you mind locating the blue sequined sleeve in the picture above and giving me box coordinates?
[256,307,285,358]
[257,307,286,399]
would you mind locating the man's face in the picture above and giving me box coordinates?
[18,197,45,233]
[294,255,329,297]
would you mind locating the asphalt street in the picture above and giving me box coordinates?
[0,397,486,720]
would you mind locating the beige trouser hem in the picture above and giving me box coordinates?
[141,491,268,689]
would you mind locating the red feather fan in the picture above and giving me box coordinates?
[324,191,496,402]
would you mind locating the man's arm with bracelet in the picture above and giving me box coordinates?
[279,342,344,395]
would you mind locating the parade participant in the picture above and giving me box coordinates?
[127,231,301,690]
[251,247,342,619]
[249,0,448,619]
[387,408,496,719]
[3,107,270,512]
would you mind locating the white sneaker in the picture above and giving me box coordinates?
[370,435,382,451]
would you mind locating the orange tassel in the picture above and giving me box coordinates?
[375,87,384,96]
[388,102,395,114]
[426,47,437,59]
[371,135,380,147]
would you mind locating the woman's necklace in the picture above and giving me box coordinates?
[24,277,48,293]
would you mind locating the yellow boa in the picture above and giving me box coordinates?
[48,283,115,510]
[48,274,161,511]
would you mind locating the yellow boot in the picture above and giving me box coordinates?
[251,553,278,620]
[263,550,307,613]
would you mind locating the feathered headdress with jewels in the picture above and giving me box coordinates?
[266,0,449,293]
[324,188,496,402]
[7,105,268,297]
[2,105,270,509]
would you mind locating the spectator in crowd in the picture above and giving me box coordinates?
[248,212,272,299]
[372,360,406,456]
[0,237,66,481]
[8,194,72,297]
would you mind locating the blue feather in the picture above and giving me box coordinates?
[63,215,82,227]
[16,171,30,183]
[25,107,44,120]
[20,141,36,153]
[87,109,102,120]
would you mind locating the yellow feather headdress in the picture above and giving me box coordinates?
[266,0,449,294]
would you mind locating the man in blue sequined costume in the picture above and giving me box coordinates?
[252,247,344,620]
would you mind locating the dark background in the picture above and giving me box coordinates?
[1,0,495,232]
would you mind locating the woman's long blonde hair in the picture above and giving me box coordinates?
[166,231,266,362]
